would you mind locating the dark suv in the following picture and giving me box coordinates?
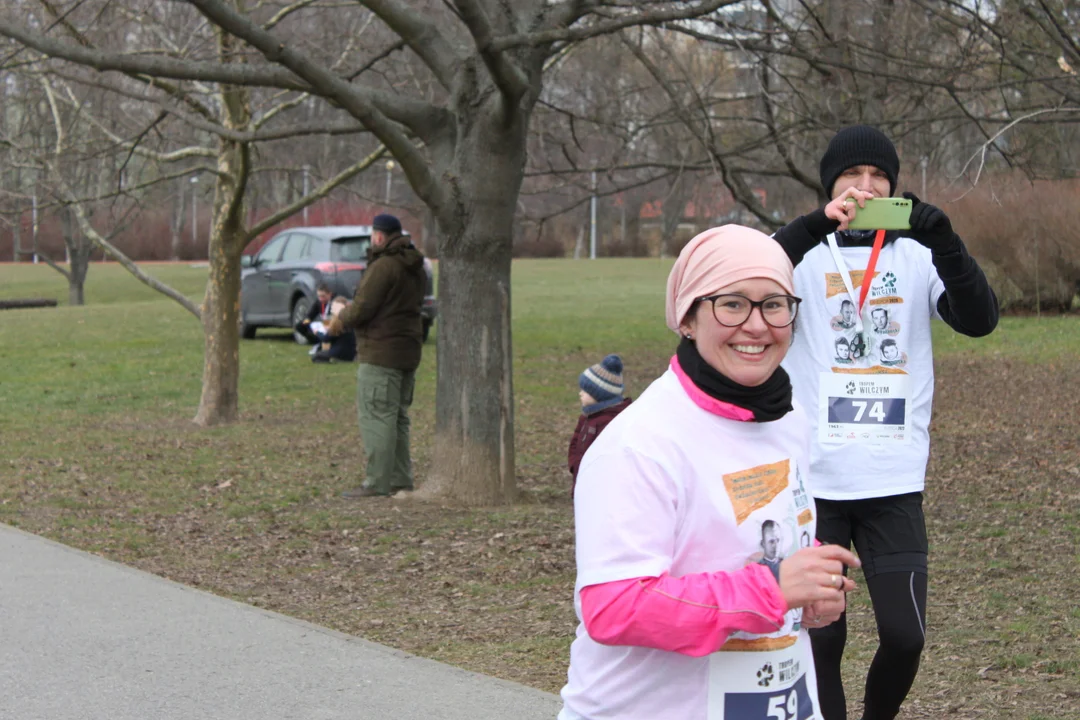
[240,225,437,342]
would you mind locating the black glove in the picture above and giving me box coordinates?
[902,192,960,254]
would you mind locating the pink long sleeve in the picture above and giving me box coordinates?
[579,563,789,657]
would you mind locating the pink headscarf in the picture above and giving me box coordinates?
[665,225,794,334]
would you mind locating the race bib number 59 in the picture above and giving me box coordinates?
[723,675,814,720]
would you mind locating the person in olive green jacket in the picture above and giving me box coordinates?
[327,213,427,498]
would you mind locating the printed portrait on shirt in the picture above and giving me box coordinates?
[877,338,908,368]
[869,307,900,336]
[834,336,853,364]
[756,519,784,581]
[830,299,857,331]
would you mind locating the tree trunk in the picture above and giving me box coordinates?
[193,222,244,426]
[423,104,529,506]
[193,30,251,427]
[430,232,516,504]
[171,177,187,260]
[192,154,249,426]
[660,175,690,258]
[68,263,86,306]
[624,194,645,257]
[61,209,88,306]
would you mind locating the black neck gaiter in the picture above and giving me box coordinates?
[676,337,793,422]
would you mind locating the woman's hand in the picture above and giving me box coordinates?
[824,188,875,231]
[801,593,847,629]
[778,544,859,610]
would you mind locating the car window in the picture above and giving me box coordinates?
[307,237,328,261]
[256,233,289,264]
[331,236,371,262]
[280,233,310,263]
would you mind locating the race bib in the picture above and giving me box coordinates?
[708,634,818,720]
[722,675,814,720]
[818,372,911,445]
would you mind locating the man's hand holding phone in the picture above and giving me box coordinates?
[825,188,875,231]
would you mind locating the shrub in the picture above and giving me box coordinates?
[943,175,1080,312]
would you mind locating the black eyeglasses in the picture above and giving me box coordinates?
[697,293,802,328]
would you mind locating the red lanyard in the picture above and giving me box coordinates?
[856,230,886,313]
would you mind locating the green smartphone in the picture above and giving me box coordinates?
[845,197,912,230]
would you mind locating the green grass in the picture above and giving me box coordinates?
[0,262,210,306]
[2,261,1074,427]
[932,313,1080,362]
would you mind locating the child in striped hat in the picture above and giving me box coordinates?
[567,354,632,496]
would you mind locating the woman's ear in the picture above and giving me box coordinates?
[679,317,696,340]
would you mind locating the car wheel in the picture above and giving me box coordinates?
[422,318,432,343]
[292,295,313,344]
[240,318,257,339]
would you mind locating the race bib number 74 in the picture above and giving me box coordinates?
[818,373,912,445]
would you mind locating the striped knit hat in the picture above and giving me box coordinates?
[580,354,624,403]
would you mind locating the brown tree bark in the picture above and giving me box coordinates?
[193,27,252,427]
[423,71,533,505]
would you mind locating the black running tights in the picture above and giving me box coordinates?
[810,570,928,720]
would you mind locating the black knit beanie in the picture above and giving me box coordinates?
[819,125,900,198]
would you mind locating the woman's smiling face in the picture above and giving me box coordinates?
[680,278,793,387]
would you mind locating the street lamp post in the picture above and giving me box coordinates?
[32,192,39,264]
[302,165,310,224]
[589,170,597,260]
[384,160,395,204]
[190,176,199,246]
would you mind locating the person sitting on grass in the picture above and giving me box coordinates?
[312,297,357,363]
[296,283,335,345]
[567,354,632,498]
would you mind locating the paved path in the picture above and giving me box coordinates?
[0,524,563,719]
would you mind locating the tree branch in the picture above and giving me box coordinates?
[39,76,64,155]
[452,0,529,105]
[359,0,461,90]
[0,21,310,89]
[491,0,742,51]
[757,55,820,196]
[53,176,202,319]
[187,0,446,208]
[1,20,451,142]
[35,0,217,121]
[346,39,407,80]
[244,144,387,241]
[33,248,72,281]
[57,86,216,162]
[264,0,321,30]
[51,72,371,143]
[622,33,778,228]
[952,106,1080,199]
